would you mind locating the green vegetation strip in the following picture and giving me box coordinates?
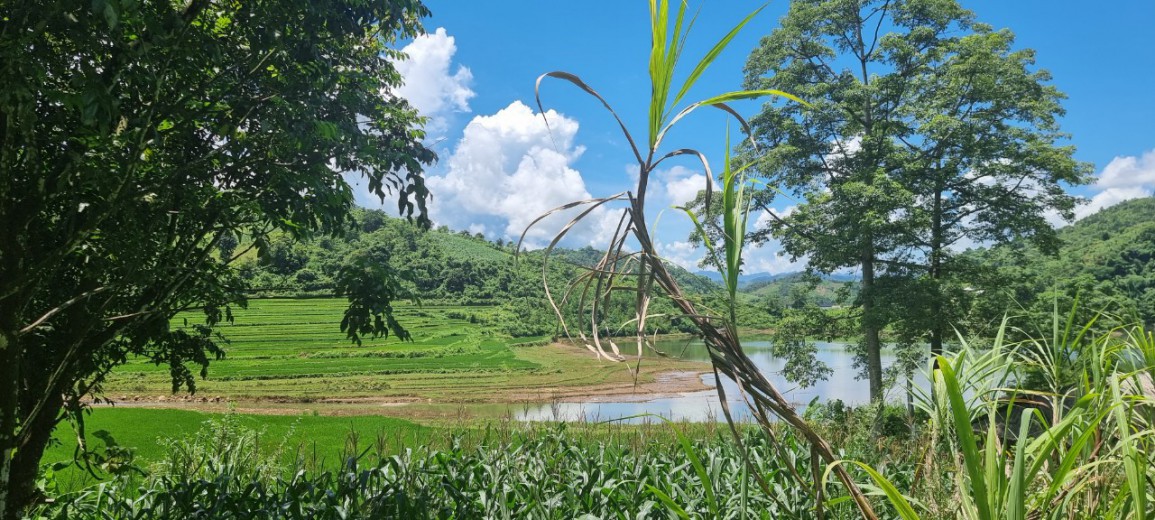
[43,408,428,493]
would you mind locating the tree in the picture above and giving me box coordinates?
[740,0,1089,402]
[0,0,434,515]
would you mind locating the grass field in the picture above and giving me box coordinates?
[43,408,430,492]
[102,298,704,405]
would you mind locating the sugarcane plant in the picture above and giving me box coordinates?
[520,1,880,517]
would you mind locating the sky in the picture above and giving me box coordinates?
[353,1,1155,275]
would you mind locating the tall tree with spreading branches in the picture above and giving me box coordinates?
[740,0,1089,402]
[0,0,434,515]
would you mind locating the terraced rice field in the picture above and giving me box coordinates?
[103,298,702,404]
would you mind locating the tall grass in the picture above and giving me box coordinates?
[849,312,1155,520]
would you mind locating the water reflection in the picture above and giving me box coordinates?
[516,340,929,423]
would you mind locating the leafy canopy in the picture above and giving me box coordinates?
[735,0,1089,396]
[0,0,433,514]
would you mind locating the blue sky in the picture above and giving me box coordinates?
[355,1,1155,274]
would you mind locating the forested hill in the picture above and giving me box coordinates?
[739,272,853,309]
[231,209,725,336]
[969,196,1155,328]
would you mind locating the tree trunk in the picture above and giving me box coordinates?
[861,245,884,403]
[930,181,945,363]
[852,16,884,406]
[0,327,19,520]
[7,392,61,520]
[0,309,55,520]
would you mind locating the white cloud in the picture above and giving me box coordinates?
[753,204,796,231]
[1076,186,1152,220]
[655,205,805,276]
[657,240,704,271]
[745,236,806,275]
[1076,149,1155,219]
[1094,149,1155,189]
[655,165,709,207]
[742,205,804,274]
[825,136,861,165]
[391,28,475,135]
[426,101,619,248]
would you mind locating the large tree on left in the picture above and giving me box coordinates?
[0,0,434,515]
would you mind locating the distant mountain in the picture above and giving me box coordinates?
[238,210,737,337]
[695,271,785,287]
[740,272,854,308]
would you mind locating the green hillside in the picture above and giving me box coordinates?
[231,209,741,337]
[548,246,720,295]
[739,272,854,309]
[969,196,1155,329]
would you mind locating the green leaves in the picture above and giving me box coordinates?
[672,6,767,108]
[0,1,435,511]
[646,1,786,150]
[936,354,994,520]
[894,307,1155,520]
[823,460,922,520]
[1111,375,1148,519]
[90,0,118,29]
[738,0,1091,400]
[42,422,884,518]
[335,246,417,346]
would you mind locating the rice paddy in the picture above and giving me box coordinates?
[102,298,704,404]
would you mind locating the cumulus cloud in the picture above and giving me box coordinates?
[747,208,805,275]
[426,101,619,248]
[745,242,806,274]
[753,204,796,231]
[657,240,704,271]
[1094,149,1155,189]
[391,28,475,135]
[655,204,805,276]
[350,28,474,210]
[1076,149,1155,219]
[655,165,710,207]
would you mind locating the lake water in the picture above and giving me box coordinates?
[516,339,929,423]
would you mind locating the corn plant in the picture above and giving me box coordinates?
[38,421,915,519]
[521,0,880,517]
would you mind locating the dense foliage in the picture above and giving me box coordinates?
[35,415,919,520]
[965,196,1155,335]
[36,308,1155,519]
[0,1,433,515]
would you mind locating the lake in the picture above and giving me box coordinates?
[516,339,929,423]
